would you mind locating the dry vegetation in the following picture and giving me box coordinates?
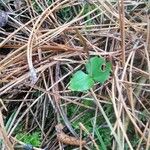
[0,0,150,150]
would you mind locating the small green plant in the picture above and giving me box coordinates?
[82,3,96,25]
[96,127,112,150]
[69,56,111,91]
[16,131,41,147]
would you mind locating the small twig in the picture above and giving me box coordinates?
[79,122,99,150]
[75,29,89,58]
[119,0,126,67]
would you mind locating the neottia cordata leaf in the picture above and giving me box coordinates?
[69,71,94,91]
[86,56,111,83]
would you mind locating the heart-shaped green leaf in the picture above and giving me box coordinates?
[69,70,94,91]
[86,56,111,83]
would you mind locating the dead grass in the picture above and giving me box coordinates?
[0,0,149,149]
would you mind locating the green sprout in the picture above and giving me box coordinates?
[69,56,112,91]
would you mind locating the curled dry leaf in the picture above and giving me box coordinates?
[0,10,8,27]
[57,132,86,146]
[55,124,86,146]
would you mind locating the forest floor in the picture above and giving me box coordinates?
[0,0,150,150]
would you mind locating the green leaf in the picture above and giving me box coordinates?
[69,70,94,91]
[86,56,111,83]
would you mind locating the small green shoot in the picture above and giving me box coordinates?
[69,56,111,91]
[95,127,107,150]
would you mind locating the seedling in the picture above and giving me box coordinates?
[69,56,111,91]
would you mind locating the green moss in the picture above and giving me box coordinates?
[16,131,41,147]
